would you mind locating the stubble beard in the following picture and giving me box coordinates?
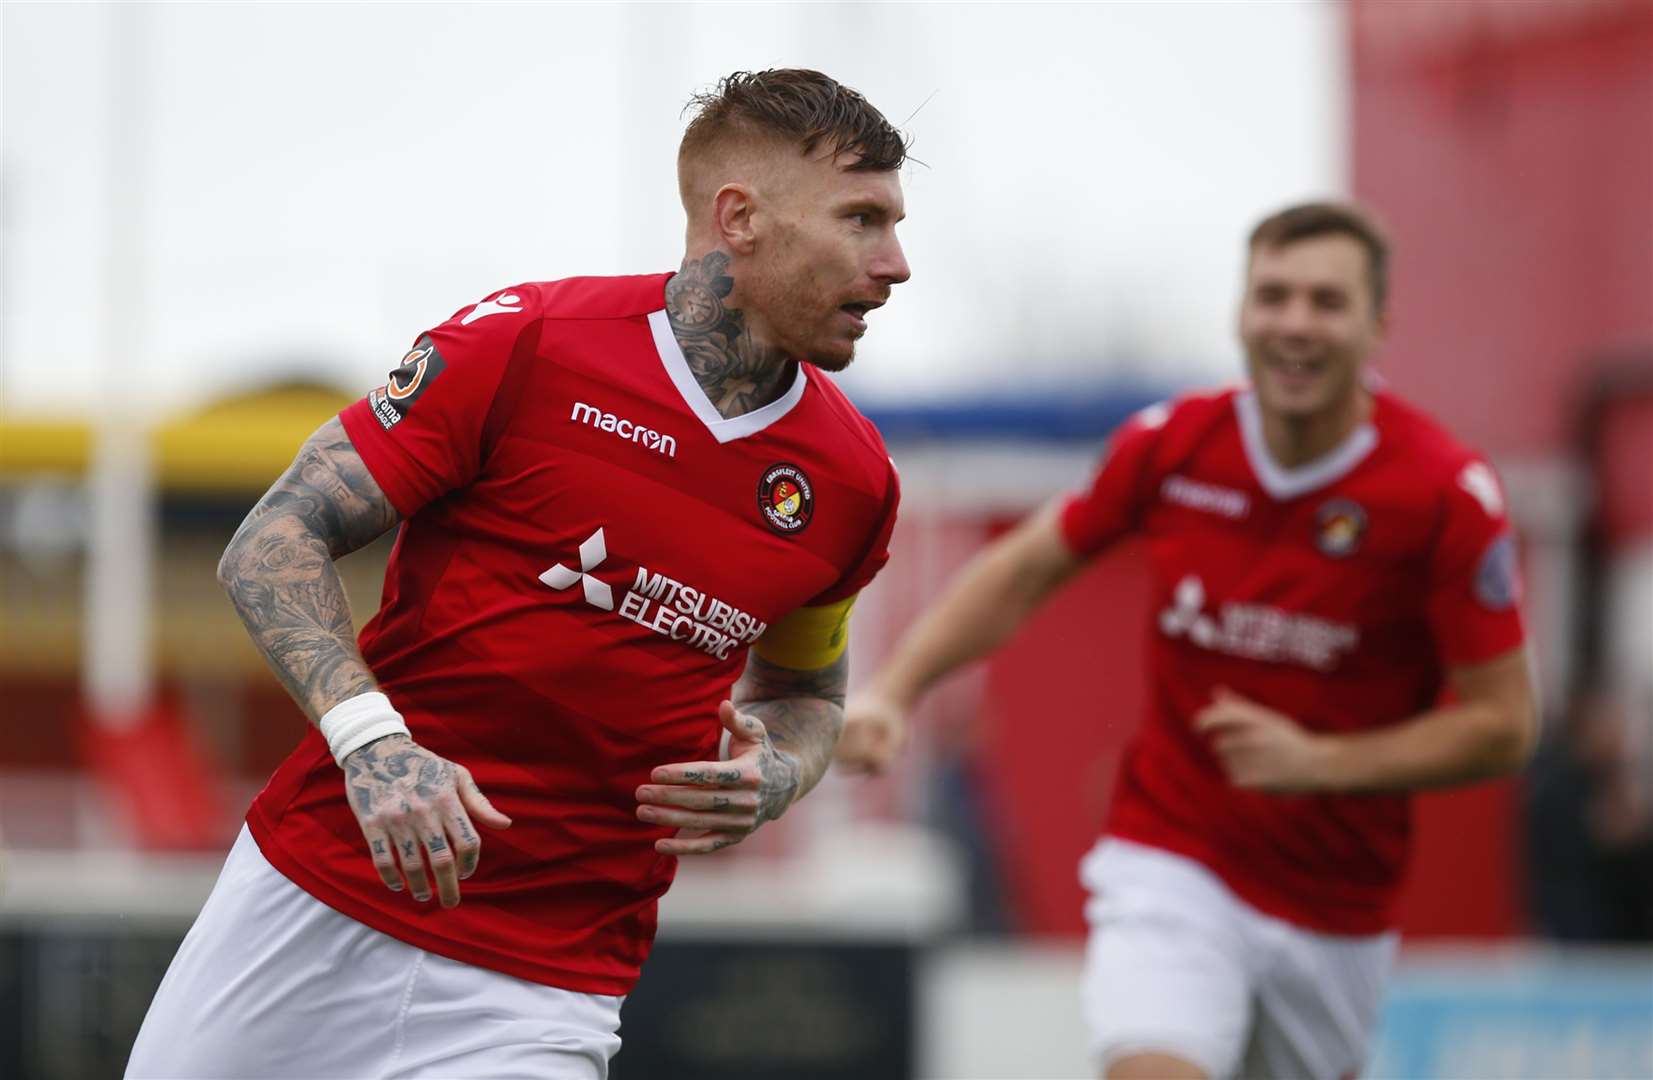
[808,340,856,373]
[759,271,859,373]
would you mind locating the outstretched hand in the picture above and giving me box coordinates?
[1194,686,1333,793]
[635,700,800,856]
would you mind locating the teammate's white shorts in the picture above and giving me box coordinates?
[1079,837,1396,1080]
[126,826,623,1079]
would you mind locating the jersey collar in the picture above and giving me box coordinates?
[1234,388,1379,501]
[648,309,808,444]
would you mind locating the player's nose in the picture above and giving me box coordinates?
[1275,294,1318,335]
[872,235,911,287]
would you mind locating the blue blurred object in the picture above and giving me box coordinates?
[1369,950,1653,1080]
[859,385,1171,442]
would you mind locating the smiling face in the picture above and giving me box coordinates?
[741,149,911,371]
[1239,233,1384,422]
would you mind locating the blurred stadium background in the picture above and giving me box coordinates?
[2,2,1650,1078]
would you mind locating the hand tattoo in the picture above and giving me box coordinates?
[344,736,456,809]
[665,252,796,418]
[752,737,803,825]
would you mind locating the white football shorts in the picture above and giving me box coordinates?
[126,826,623,1079]
[1079,837,1396,1080]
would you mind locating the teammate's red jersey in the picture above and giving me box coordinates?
[1060,385,1525,934]
[248,275,900,994]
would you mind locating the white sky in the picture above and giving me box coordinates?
[1,1,1345,418]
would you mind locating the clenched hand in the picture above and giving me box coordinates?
[343,735,511,908]
[834,691,910,775]
[1194,686,1333,793]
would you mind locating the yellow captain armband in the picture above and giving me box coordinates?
[751,595,858,669]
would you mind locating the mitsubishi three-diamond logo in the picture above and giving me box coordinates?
[535,527,773,661]
[538,528,613,611]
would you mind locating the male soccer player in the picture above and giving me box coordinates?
[127,69,910,1079]
[836,203,1537,1080]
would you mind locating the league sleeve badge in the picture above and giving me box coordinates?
[758,463,814,535]
[1474,533,1522,610]
[369,336,448,430]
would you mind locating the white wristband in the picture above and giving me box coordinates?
[318,691,410,768]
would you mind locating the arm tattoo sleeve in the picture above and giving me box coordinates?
[734,651,849,820]
[217,417,400,723]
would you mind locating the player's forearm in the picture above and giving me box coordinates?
[741,697,842,807]
[1316,699,1537,793]
[218,511,379,723]
[735,652,847,815]
[873,526,1069,708]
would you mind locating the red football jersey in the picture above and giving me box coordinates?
[248,275,900,993]
[1061,385,1525,934]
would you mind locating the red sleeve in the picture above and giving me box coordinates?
[338,286,538,517]
[809,458,901,606]
[1425,459,1527,666]
[1058,401,1169,557]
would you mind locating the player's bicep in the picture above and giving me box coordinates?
[1013,498,1090,596]
[1447,645,1538,743]
[240,417,400,558]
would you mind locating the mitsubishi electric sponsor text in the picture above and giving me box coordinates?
[538,528,763,660]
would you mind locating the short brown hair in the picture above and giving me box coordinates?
[680,69,909,173]
[1249,201,1391,311]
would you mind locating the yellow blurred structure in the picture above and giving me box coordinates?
[0,383,352,492]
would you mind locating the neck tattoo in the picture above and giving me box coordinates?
[665,252,796,419]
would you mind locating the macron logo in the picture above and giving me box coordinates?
[1161,475,1249,519]
[538,528,613,611]
[570,401,677,458]
[460,292,523,326]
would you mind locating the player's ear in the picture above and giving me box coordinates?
[712,183,758,255]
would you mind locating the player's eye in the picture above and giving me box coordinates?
[848,212,870,227]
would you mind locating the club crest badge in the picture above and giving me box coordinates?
[1314,499,1366,558]
[758,463,814,535]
